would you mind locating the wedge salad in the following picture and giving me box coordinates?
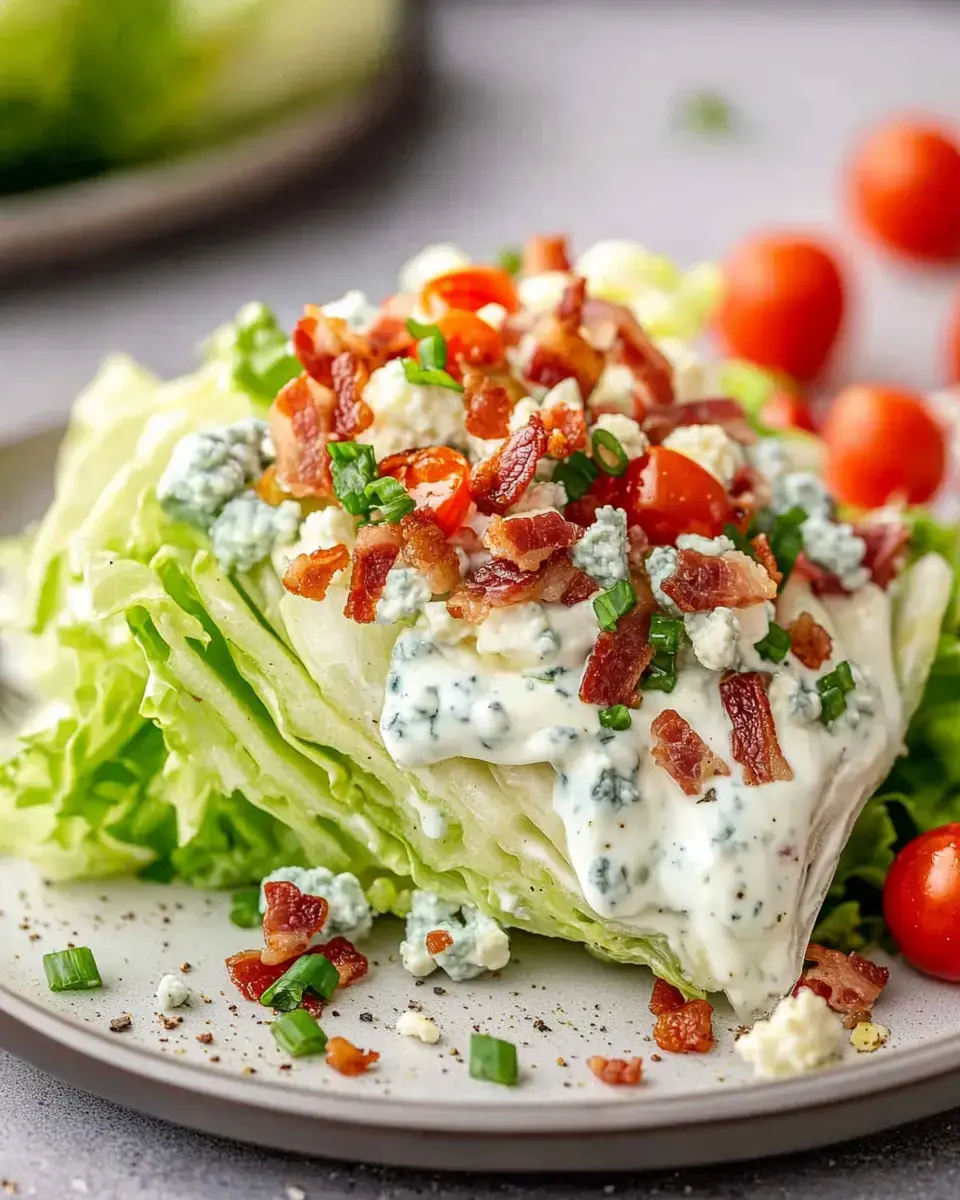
[2,235,959,1037]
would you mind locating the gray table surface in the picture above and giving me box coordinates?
[2,1,960,1195]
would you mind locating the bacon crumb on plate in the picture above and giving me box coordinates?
[225,949,287,1002]
[326,1036,380,1076]
[653,998,715,1054]
[793,944,890,1018]
[719,671,794,787]
[787,611,833,669]
[649,710,731,797]
[587,1055,643,1085]
[261,881,329,966]
[344,524,404,623]
[659,549,777,613]
[282,544,350,601]
[470,413,548,515]
[482,511,583,572]
[313,936,369,989]
[648,978,685,1016]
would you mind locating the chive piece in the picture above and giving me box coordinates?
[599,704,632,731]
[642,649,678,693]
[496,246,523,276]
[259,953,340,1012]
[591,428,629,477]
[230,887,262,929]
[364,476,416,524]
[649,612,685,654]
[553,450,599,502]
[43,947,102,992]
[327,441,378,516]
[816,660,856,725]
[593,579,637,632]
[270,1009,329,1058]
[405,317,443,341]
[401,358,463,392]
[469,1033,519,1086]
[754,621,791,663]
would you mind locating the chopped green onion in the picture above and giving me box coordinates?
[270,1009,329,1058]
[327,441,378,516]
[754,622,791,663]
[818,687,846,725]
[405,317,443,341]
[816,660,856,726]
[766,506,807,589]
[642,649,678,693]
[417,333,448,372]
[259,953,339,1012]
[649,612,685,653]
[227,302,301,402]
[593,579,637,632]
[364,476,416,524]
[599,704,632,731]
[43,947,102,992]
[469,1033,519,1086]
[230,887,262,929]
[401,359,463,392]
[553,450,599,502]
[591,428,629,477]
[496,246,523,276]
[679,90,735,136]
[722,522,755,559]
[820,660,856,694]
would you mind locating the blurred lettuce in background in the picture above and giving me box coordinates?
[0,0,403,195]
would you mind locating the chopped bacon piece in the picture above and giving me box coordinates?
[793,945,890,1017]
[627,524,650,570]
[255,464,291,506]
[522,281,605,401]
[470,413,548,515]
[858,520,910,588]
[425,929,454,955]
[643,398,756,446]
[399,509,461,595]
[261,881,329,966]
[579,605,653,708]
[587,1056,643,1086]
[225,949,287,1003]
[482,511,583,571]
[659,549,778,613]
[292,306,387,387]
[462,370,513,440]
[787,611,833,670]
[730,463,772,514]
[366,293,417,359]
[447,548,594,623]
[541,403,587,458]
[521,234,571,275]
[282,544,350,601]
[312,936,368,989]
[556,276,588,332]
[649,978,685,1016]
[344,523,403,623]
[582,298,675,411]
[326,1036,380,1076]
[750,533,782,586]
[269,373,336,499]
[650,710,731,797]
[331,350,373,439]
[561,569,600,606]
[653,999,715,1054]
[719,671,794,787]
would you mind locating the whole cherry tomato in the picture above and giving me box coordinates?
[760,389,817,434]
[883,823,960,981]
[848,119,960,261]
[716,233,846,382]
[619,447,733,546]
[378,446,472,536]
[415,309,505,380]
[422,266,520,318]
[947,287,960,384]
[822,383,946,507]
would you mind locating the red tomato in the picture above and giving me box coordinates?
[422,267,520,317]
[619,447,733,546]
[415,309,505,381]
[716,234,846,381]
[848,119,960,261]
[760,389,817,434]
[378,446,472,536]
[822,383,946,507]
[883,824,960,981]
[947,288,960,384]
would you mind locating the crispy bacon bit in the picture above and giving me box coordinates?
[541,403,587,458]
[750,533,782,586]
[269,373,336,498]
[587,1056,643,1086]
[325,1036,380,1076]
[399,509,461,594]
[627,525,650,569]
[261,881,329,966]
[653,999,715,1054]
[579,605,653,707]
[366,293,417,359]
[523,282,606,401]
[556,276,587,332]
[447,548,594,623]
[521,234,571,275]
[719,671,794,787]
[225,949,287,1003]
[292,306,387,387]
[425,929,454,955]
[344,524,403,623]
[463,370,513,440]
[582,298,675,410]
[649,978,685,1016]
[470,413,548,514]
[642,398,756,445]
[561,569,600,605]
[255,464,291,506]
[793,945,890,1017]
[331,351,374,439]
[858,520,910,588]
[650,710,731,797]
[659,549,778,613]
[313,936,368,989]
[282,544,350,601]
[787,611,833,670]
[482,511,583,571]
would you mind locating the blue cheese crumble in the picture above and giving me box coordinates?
[157,973,192,1010]
[646,545,679,613]
[770,671,822,723]
[684,607,740,671]
[157,418,271,529]
[376,566,432,626]
[593,412,649,460]
[662,423,744,488]
[736,989,844,1078]
[399,890,511,981]
[772,471,832,519]
[210,493,300,574]
[260,866,374,942]
[571,505,629,590]
[800,514,869,591]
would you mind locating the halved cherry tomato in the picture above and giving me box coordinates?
[619,447,733,546]
[759,389,817,434]
[414,309,505,381]
[378,446,472,536]
[822,383,946,507]
[848,119,960,261]
[716,234,846,382]
[883,823,960,981]
[422,266,520,318]
[947,287,960,384]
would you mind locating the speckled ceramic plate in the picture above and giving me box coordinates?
[1,430,960,1172]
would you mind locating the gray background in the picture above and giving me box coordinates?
[2,1,960,1195]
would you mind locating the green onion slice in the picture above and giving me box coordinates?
[259,953,339,1012]
[553,450,599,502]
[401,359,463,393]
[599,704,632,731]
[818,686,846,726]
[722,522,755,559]
[417,333,448,372]
[649,612,685,653]
[642,649,678,693]
[229,887,262,930]
[754,621,791,663]
[591,428,629,477]
[43,947,102,992]
[767,506,807,589]
[364,476,416,524]
[469,1033,519,1086]
[405,317,443,341]
[327,441,378,516]
[496,246,523,276]
[270,1009,329,1058]
[816,660,856,725]
[593,579,637,632]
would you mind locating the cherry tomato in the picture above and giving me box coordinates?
[947,287,960,384]
[716,234,846,382]
[760,388,817,434]
[378,446,472,536]
[822,383,946,507]
[619,447,733,546]
[883,823,960,981]
[414,309,505,380]
[848,119,960,261]
[422,266,520,318]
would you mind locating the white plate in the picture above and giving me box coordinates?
[1,429,959,1172]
